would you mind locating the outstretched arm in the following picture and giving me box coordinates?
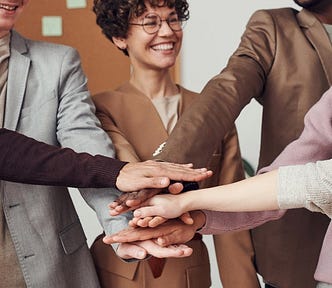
[0,128,126,187]
[120,86,332,229]
[128,159,332,236]
[0,128,211,192]
[131,170,279,221]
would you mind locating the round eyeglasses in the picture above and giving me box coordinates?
[129,12,185,34]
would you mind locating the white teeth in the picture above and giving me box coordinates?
[0,3,18,11]
[152,43,173,51]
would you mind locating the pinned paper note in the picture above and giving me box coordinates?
[66,0,87,9]
[42,16,62,37]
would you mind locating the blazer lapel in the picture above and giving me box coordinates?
[298,9,332,86]
[4,31,30,130]
[116,82,169,161]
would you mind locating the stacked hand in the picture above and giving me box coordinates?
[109,160,211,260]
[110,185,195,227]
[116,239,193,259]
[115,160,211,192]
[105,211,206,248]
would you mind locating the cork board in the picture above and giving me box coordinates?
[14,0,180,95]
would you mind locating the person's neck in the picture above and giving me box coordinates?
[307,2,332,24]
[129,69,179,100]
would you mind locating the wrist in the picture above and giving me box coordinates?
[181,189,198,212]
[178,192,192,215]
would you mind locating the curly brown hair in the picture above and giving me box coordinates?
[93,0,189,55]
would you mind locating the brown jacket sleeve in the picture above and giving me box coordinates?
[158,10,276,167]
[0,128,127,187]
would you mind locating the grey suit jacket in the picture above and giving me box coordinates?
[1,31,130,288]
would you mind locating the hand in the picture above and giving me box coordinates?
[109,188,163,216]
[115,160,212,192]
[129,212,193,228]
[110,180,195,216]
[115,239,193,259]
[131,193,186,221]
[113,240,192,260]
[104,212,206,247]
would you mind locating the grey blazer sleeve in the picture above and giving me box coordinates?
[54,47,130,235]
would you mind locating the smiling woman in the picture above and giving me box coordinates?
[90,1,210,286]
[90,1,259,288]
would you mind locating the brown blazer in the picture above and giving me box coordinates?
[157,8,332,288]
[92,82,260,287]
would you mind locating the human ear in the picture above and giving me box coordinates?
[112,37,127,50]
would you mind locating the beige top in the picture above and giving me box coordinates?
[0,33,26,287]
[151,94,180,134]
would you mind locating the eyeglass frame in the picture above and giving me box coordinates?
[129,12,185,35]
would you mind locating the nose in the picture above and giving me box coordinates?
[158,20,174,36]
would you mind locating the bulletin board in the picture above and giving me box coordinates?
[14,0,180,95]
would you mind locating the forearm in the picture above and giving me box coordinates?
[0,128,127,187]
[158,58,262,167]
[158,11,275,167]
[182,170,279,212]
[200,160,332,234]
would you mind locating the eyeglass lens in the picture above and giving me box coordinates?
[142,13,183,34]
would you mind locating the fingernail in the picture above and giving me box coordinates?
[103,236,110,243]
[157,237,165,246]
[160,177,168,186]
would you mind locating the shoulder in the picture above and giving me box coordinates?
[12,31,79,60]
[93,84,127,103]
[179,85,198,98]
[248,8,299,26]
[92,85,128,112]
[93,90,117,105]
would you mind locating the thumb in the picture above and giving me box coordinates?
[116,243,147,260]
[168,182,184,194]
[134,206,161,218]
[157,235,176,247]
[180,212,194,225]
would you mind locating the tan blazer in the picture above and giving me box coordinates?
[157,8,332,288]
[91,82,260,287]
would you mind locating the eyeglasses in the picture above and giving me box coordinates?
[129,12,184,34]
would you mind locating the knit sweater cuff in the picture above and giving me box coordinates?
[91,155,128,188]
[278,164,315,210]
